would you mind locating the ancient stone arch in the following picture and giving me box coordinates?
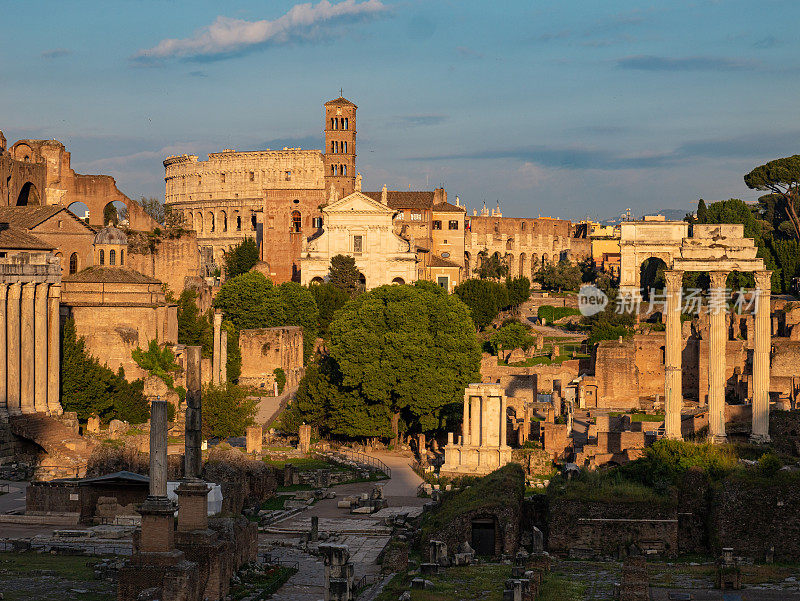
[618,218,771,444]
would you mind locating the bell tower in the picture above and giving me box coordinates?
[323,96,357,200]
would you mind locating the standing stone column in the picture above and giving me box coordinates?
[708,271,728,444]
[184,346,202,479]
[150,399,169,497]
[480,395,489,447]
[470,395,480,447]
[34,283,48,413]
[212,311,222,385]
[462,395,470,445]
[20,283,35,414]
[500,395,507,448]
[751,271,772,443]
[664,270,684,439]
[219,328,227,384]
[46,284,61,415]
[6,283,20,415]
[0,284,7,415]
[139,399,176,553]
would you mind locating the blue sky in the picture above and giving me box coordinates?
[2,0,798,221]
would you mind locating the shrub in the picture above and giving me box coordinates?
[537,305,580,322]
[202,383,259,439]
[273,368,286,394]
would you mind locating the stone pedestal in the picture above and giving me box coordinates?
[751,271,772,443]
[298,423,312,454]
[139,495,177,553]
[708,272,728,444]
[246,425,262,454]
[321,543,354,601]
[176,480,210,533]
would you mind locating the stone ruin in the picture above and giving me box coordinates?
[441,383,512,476]
[320,543,355,601]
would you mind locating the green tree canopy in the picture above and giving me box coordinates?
[201,383,258,439]
[505,276,531,310]
[61,319,149,423]
[294,281,481,438]
[223,237,259,280]
[489,321,535,357]
[328,254,363,295]
[277,281,319,361]
[744,155,800,240]
[533,259,582,292]
[475,250,509,279]
[453,278,505,329]
[139,196,165,225]
[309,282,350,335]
[177,289,213,357]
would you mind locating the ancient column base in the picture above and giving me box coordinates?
[176,479,210,533]
[709,434,728,445]
[138,496,177,554]
[749,433,771,444]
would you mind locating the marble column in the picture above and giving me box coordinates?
[480,395,489,447]
[150,399,169,497]
[751,271,772,443]
[462,396,470,445]
[500,395,507,448]
[184,346,202,479]
[219,328,227,384]
[47,285,61,415]
[708,271,728,444]
[664,270,683,439]
[34,283,48,413]
[20,283,35,414]
[212,311,222,385]
[470,395,480,447]
[6,283,20,415]
[0,284,7,415]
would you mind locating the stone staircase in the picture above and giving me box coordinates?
[8,412,96,480]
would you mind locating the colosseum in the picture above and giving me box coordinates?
[164,97,357,282]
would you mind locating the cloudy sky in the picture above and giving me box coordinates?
[2,0,798,221]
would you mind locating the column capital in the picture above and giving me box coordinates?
[664,270,684,290]
[754,270,772,291]
[709,271,728,288]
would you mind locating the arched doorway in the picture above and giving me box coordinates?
[392,277,405,285]
[518,253,527,278]
[69,253,79,275]
[640,257,668,301]
[16,182,40,206]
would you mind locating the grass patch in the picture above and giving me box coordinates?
[229,565,296,600]
[276,484,313,492]
[536,572,586,601]
[548,470,676,506]
[608,411,665,422]
[0,552,113,601]
[375,564,513,601]
[262,457,339,470]
[538,305,581,322]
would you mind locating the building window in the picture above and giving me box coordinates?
[210,213,215,232]
[220,173,225,184]
[69,253,78,274]
[58,220,63,228]
[249,171,254,182]
[236,216,242,231]
[251,214,257,230]
[222,212,227,232]
[110,249,116,265]
[441,252,450,258]
[268,216,275,229]
[343,141,347,154]
[342,165,347,176]
[120,249,124,265]
[449,220,459,230]
[343,118,348,130]
[437,276,449,289]
[331,141,335,153]
[396,211,404,221]
[291,210,301,233]
[521,222,526,231]
[285,170,292,181]
[410,212,422,221]
[432,220,442,230]
[99,249,105,265]
[353,235,363,254]
[312,217,323,228]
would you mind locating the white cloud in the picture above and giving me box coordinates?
[133,0,387,62]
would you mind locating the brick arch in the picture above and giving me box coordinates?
[16,181,40,206]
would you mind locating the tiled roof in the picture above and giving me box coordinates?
[0,206,86,230]
[431,202,466,214]
[429,254,461,268]
[0,225,53,250]
[363,191,435,210]
[62,266,161,284]
[324,96,357,107]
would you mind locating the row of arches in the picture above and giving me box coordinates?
[330,164,348,176]
[330,140,348,154]
[98,248,124,266]
[330,117,350,130]
[188,210,257,234]
[464,251,551,278]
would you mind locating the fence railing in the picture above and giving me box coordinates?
[328,448,391,479]
[354,573,381,594]
[257,551,299,572]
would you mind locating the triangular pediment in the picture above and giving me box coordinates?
[323,191,395,215]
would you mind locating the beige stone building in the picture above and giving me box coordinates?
[300,191,417,288]
[465,206,591,279]
[61,226,178,380]
[238,326,304,390]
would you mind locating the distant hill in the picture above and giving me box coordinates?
[643,208,692,221]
